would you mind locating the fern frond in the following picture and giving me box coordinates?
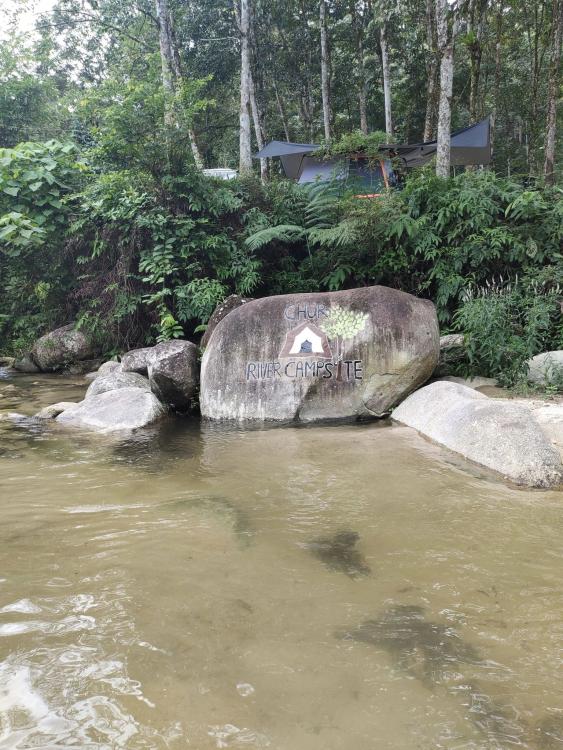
[308,219,360,249]
[244,224,306,251]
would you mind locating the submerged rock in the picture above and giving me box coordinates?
[342,604,480,684]
[527,351,563,387]
[120,347,155,375]
[200,286,439,422]
[393,381,563,488]
[201,294,253,349]
[85,370,151,399]
[31,324,97,372]
[305,530,370,578]
[56,387,167,432]
[147,340,198,410]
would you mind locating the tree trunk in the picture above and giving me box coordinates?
[320,0,331,141]
[468,0,486,124]
[273,80,291,141]
[380,22,393,139]
[490,1,502,161]
[250,70,267,180]
[239,0,253,174]
[154,0,203,168]
[544,0,562,184]
[435,0,457,177]
[423,0,439,141]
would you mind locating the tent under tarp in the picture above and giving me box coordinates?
[381,118,491,167]
[254,118,491,182]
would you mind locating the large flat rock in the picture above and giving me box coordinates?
[393,381,563,488]
[200,286,439,422]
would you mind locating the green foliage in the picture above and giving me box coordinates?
[317,130,389,159]
[453,274,563,388]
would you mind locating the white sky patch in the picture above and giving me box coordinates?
[0,0,56,41]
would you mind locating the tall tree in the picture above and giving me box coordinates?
[154,0,203,167]
[238,0,252,173]
[320,0,332,141]
[423,0,439,141]
[544,0,562,183]
[380,21,393,138]
[435,0,459,177]
[466,0,488,124]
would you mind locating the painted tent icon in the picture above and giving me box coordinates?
[279,321,332,359]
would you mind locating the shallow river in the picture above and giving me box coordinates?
[1,371,563,749]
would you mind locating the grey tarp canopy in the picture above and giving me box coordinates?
[380,118,491,167]
[253,140,320,180]
[254,118,491,181]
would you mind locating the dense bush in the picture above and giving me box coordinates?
[0,143,561,390]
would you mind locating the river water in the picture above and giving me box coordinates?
[1,371,563,749]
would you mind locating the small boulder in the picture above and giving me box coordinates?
[434,333,466,376]
[13,354,40,373]
[527,351,563,387]
[85,371,151,399]
[56,387,167,432]
[84,360,122,381]
[35,402,79,419]
[201,295,253,349]
[0,357,15,368]
[393,381,562,488]
[31,324,97,372]
[147,340,198,410]
[121,347,155,375]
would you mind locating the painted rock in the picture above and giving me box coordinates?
[200,286,439,422]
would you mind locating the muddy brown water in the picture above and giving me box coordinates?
[1,371,563,749]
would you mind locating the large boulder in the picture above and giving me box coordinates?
[121,347,155,375]
[31,324,97,372]
[201,295,253,349]
[527,351,563,387]
[393,381,563,488]
[147,340,198,410]
[56,387,167,432]
[85,370,151,399]
[200,286,439,422]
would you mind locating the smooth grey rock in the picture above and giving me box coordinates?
[147,340,198,410]
[35,401,79,419]
[201,286,439,422]
[510,399,563,461]
[84,360,122,381]
[439,375,498,390]
[393,381,563,488]
[31,324,97,372]
[85,371,151,399]
[527,351,563,386]
[120,347,155,375]
[13,354,40,373]
[56,387,167,432]
[201,295,253,349]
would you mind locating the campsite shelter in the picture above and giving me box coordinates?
[254,118,491,189]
